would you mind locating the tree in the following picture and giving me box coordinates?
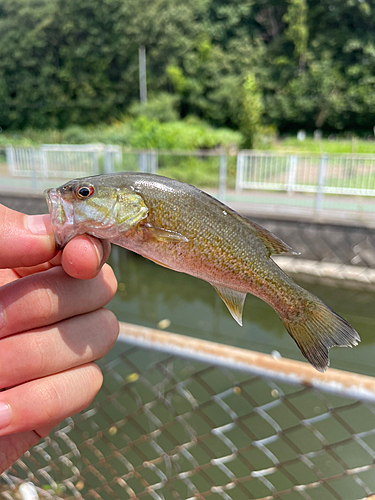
[1,0,375,134]
[240,73,264,148]
[283,0,308,69]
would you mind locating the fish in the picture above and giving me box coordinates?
[45,172,360,372]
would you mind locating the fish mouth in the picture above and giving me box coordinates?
[45,188,75,248]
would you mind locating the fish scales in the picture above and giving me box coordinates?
[136,180,302,312]
[45,172,360,372]
[133,178,275,283]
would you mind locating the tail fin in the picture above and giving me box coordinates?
[281,301,360,372]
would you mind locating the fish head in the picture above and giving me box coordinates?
[45,176,149,248]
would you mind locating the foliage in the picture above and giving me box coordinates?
[239,73,264,148]
[1,0,375,134]
[276,137,375,154]
[128,93,180,123]
[157,156,221,187]
[0,117,242,150]
[129,117,241,149]
[283,0,308,64]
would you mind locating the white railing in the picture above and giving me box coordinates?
[6,146,39,177]
[6,144,123,178]
[236,151,375,197]
[6,146,375,211]
[39,144,102,177]
[103,144,123,174]
[138,150,158,173]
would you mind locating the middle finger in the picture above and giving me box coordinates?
[0,308,119,389]
[0,264,117,338]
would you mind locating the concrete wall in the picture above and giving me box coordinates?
[0,192,48,215]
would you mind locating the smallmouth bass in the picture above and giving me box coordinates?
[45,173,360,371]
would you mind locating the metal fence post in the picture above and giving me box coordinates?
[103,147,111,174]
[235,152,244,191]
[138,151,158,173]
[138,152,146,172]
[5,146,15,175]
[150,151,158,174]
[30,149,38,190]
[316,154,327,210]
[218,154,227,202]
[39,147,48,177]
[103,145,123,174]
[287,155,297,194]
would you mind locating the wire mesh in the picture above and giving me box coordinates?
[2,325,375,500]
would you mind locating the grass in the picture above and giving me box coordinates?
[274,137,375,154]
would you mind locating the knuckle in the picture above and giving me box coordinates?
[27,334,47,376]
[36,287,57,321]
[34,377,63,423]
[25,277,59,322]
[71,364,103,411]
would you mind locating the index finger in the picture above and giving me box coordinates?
[61,235,111,279]
[15,235,111,280]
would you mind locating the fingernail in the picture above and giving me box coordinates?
[0,403,11,429]
[27,214,52,235]
[87,236,103,268]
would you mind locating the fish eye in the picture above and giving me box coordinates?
[76,185,95,199]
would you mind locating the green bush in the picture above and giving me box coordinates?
[0,117,242,151]
[157,155,220,187]
[128,93,180,123]
[62,126,94,144]
[130,117,242,150]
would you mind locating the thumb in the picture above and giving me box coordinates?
[0,205,56,269]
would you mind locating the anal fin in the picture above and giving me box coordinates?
[212,284,246,326]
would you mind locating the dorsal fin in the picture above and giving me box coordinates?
[245,219,299,256]
[211,284,246,326]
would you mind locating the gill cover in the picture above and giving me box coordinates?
[72,185,149,233]
[113,191,149,233]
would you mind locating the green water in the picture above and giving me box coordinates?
[107,246,375,377]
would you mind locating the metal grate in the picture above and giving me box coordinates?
[2,324,375,500]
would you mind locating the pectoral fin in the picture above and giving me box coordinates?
[144,224,189,243]
[212,284,246,326]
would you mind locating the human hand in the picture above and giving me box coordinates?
[0,204,118,473]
